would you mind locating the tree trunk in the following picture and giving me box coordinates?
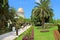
[41,9,45,29]
[16,27,18,35]
[42,17,45,29]
[16,22,18,35]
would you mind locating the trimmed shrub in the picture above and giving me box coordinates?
[22,27,34,40]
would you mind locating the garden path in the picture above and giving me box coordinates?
[0,25,31,40]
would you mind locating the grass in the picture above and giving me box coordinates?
[34,26,58,40]
[15,26,58,40]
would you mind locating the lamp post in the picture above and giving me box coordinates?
[14,16,19,35]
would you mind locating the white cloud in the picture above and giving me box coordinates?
[35,0,40,3]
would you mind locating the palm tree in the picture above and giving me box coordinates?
[32,0,54,29]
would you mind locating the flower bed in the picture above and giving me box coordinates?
[54,30,60,40]
[22,27,34,40]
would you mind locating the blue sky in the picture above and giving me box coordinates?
[9,0,60,19]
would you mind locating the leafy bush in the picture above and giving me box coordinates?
[53,19,60,24]
[15,16,32,29]
[45,23,56,28]
[0,27,11,35]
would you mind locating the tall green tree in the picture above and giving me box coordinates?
[0,0,9,29]
[31,0,54,28]
[9,7,16,22]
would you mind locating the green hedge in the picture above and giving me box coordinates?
[15,26,33,40]
[25,27,33,38]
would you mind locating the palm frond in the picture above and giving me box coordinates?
[35,2,41,6]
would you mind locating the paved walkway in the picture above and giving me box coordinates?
[0,25,31,40]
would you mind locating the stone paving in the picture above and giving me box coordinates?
[0,25,31,40]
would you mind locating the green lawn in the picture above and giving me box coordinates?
[34,26,58,40]
[15,26,58,40]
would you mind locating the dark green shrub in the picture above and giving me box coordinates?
[0,27,11,35]
[57,24,60,33]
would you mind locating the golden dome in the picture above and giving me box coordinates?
[17,8,24,12]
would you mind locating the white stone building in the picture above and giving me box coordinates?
[17,8,25,18]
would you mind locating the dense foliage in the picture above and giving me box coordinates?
[0,0,17,34]
[0,0,9,29]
